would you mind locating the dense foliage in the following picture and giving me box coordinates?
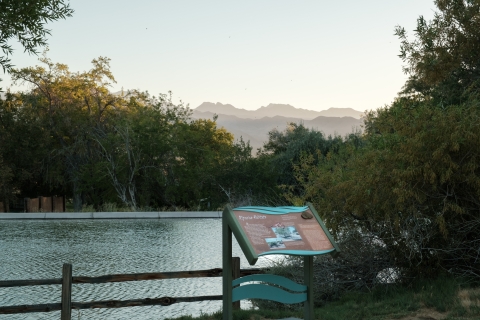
[396,0,480,106]
[0,56,278,211]
[261,122,344,193]
[284,0,480,281]
[0,0,73,72]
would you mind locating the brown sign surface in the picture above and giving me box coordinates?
[233,209,334,255]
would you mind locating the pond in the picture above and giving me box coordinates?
[0,219,274,320]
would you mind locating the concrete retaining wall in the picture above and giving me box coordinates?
[0,211,222,220]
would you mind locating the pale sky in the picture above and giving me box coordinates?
[2,0,436,112]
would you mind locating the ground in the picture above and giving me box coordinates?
[387,308,447,320]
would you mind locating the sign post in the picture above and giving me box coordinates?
[222,202,339,320]
[222,207,233,320]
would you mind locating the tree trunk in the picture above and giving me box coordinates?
[73,182,82,212]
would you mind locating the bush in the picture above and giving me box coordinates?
[289,98,480,281]
[252,229,395,309]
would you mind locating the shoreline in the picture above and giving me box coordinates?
[0,211,222,219]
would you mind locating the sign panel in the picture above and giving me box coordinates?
[234,209,333,255]
[224,203,339,265]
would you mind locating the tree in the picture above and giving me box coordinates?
[168,118,235,208]
[261,122,344,196]
[93,91,192,210]
[2,56,285,212]
[0,154,13,210]
[0,0,73,72]
[396,0,480,105]
[216,137,281,207]
[0,91,53,210]
[289,97,480,280]
[284,0,480,281]
[10,56,123,211]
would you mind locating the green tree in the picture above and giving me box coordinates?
[285,0,480,281]
[261,122,344,197]
[290,98,480,280]
[2,56,284,212]
[168,118,236,208]
[10,56,124,211]
[0,0,73,72]
[396,0,480,105]
[282,132,362,207]
[0,91,53,211]
[216,137,281,207]
[0,154,13,210]
[93,91,191,210]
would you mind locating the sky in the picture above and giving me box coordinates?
[2,0,437,112]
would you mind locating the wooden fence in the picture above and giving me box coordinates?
[0,257,263,320]
[24,196,65,213]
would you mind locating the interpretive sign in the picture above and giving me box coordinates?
[222,203,340,320]
[223,203,339,265]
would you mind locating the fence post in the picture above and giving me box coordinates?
[232,257,240,310]
[61,264,72,320]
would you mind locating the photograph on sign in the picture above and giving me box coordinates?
[265,238,286,249]
[272,225,302,241]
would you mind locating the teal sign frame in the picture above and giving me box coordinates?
[222,202,339,320]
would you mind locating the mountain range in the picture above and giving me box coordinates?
[195,102,364,120]
[192,103,364,151]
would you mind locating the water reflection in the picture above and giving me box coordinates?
[0,219,273,320]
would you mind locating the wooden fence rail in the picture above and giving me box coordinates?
[0,257,263,319]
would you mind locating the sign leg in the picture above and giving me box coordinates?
[304,256,314,320]
[222,215,233,320]
[232,257,240,310]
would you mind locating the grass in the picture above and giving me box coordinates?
[165,277,480,320]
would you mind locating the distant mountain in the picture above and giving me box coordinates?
[191,110,363,152]
[317,107,365,118]
[195,102,364,120]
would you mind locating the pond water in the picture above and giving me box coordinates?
[0,219,274,320]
